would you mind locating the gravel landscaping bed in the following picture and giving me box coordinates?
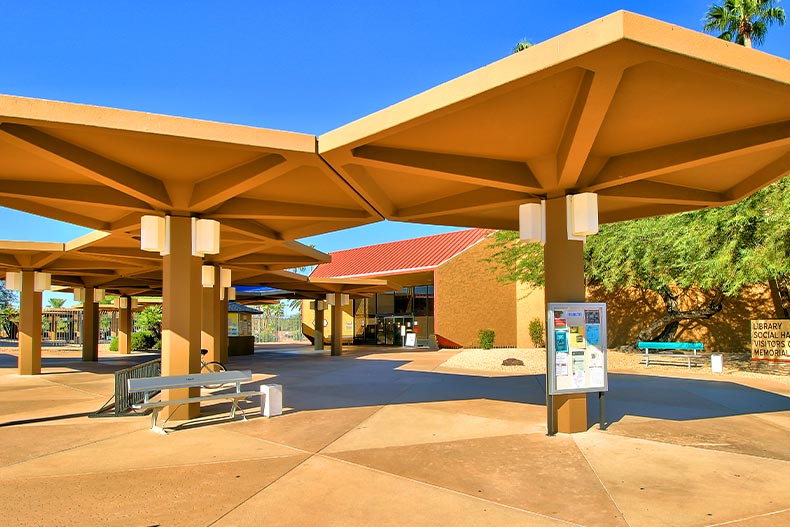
[440,347,790,385]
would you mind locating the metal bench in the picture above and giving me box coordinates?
[637,341,705,368]
[127,370,261,434]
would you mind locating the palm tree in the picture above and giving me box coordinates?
[512,40,533,53]
[47,297,67,309]
[703,0,786,48]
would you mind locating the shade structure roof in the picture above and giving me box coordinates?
[0,95,380,243]
[310,228,493,279]
[0,231,330,296]
[320,10,790,229]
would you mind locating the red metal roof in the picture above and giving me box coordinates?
[310,228,495,279]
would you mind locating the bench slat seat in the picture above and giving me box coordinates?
[127,370,260,433]
[637,342,704,351]
[637,341,705,368]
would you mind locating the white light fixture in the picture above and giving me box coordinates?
[310,300,326,311]
[119,297,129,309]
[567,193,599,241]
[201,265,215,287]
[220,267,232,289]
[94,289,106,303]
[73,288,85,302]
[519,201,546,244]
[326,293,349,306]
[5,271,21,291]
[193,218,220,257]
[140,215,169,255]
[34,272,51,292]
[227,287,236,301]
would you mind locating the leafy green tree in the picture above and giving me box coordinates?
[487,177,790,346]
[135,305,162,343]
[0,281,18,339]
[47,297,66,309]
[703,0,786,48]
[1,280,16,309]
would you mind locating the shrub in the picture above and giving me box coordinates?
[478,329,495,350]
[131,331,153,351]
[109,336,118,351]
[529,318,545,348]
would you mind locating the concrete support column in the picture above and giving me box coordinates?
[18,270,42,375]
[544,196,587,434]
[218,296,229,364]
[162,216,202,420]
[118,296,132,355]
[82,288,99,361]
[330,293,343,356]
[314,301,324,351]
[201,266,222,364]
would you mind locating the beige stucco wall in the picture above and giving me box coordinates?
[301,300,354,342]
[434,238,517,347]
[516,282,546,348]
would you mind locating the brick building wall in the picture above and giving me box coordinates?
[434,237,517,347]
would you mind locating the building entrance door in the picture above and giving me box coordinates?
[375,316,414,346]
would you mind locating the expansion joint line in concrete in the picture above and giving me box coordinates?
[206,400,399,526]
[573,433,633,527]
[704,508,790,527]
[326,453,588,527]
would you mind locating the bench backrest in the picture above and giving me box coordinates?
[637,341,704,351]
[128,370,253,393]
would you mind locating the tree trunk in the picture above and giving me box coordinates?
[629,288,724,348]
[768,277,790,318]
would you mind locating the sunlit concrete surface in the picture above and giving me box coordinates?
[0,344,788,527]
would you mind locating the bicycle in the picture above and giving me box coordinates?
[200,349,227,389]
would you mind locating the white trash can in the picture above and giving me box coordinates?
[711,354,723,373]
[260,384,283,417]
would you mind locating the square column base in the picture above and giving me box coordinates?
[553,393,587,433]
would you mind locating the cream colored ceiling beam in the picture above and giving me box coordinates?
[29,252,66,268]
[74,247,162,262]
[556,68,623,189]
[396,188,535,221]
[338,164,396,218]
[209,197,369,220]
[352,145,542,193]
[1,196,110,230]
[0,124,172,209]
[597,181,724,205]
[221,219,282,242]
[223,254,317,266]
[0,254,20,268]
[64,231,111,251]
[107,213,144,233]
[586,121,790,192]
[204,242,274,263]
[0,180,154,211]
[46,259,133,271]
[189,154,288,210]
[725,151,790,202]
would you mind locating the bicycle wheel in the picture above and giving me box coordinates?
[201,361,227,389]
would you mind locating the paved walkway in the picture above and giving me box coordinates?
[0,346,788,526]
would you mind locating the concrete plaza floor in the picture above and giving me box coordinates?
[0,345,788,527]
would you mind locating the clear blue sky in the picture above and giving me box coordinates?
[1,0,788,254]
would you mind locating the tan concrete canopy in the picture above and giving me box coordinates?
[0,231,330,297]
[320,10,790,229]
[0,95,380,241]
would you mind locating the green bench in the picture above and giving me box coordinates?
[637,341,705,368]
